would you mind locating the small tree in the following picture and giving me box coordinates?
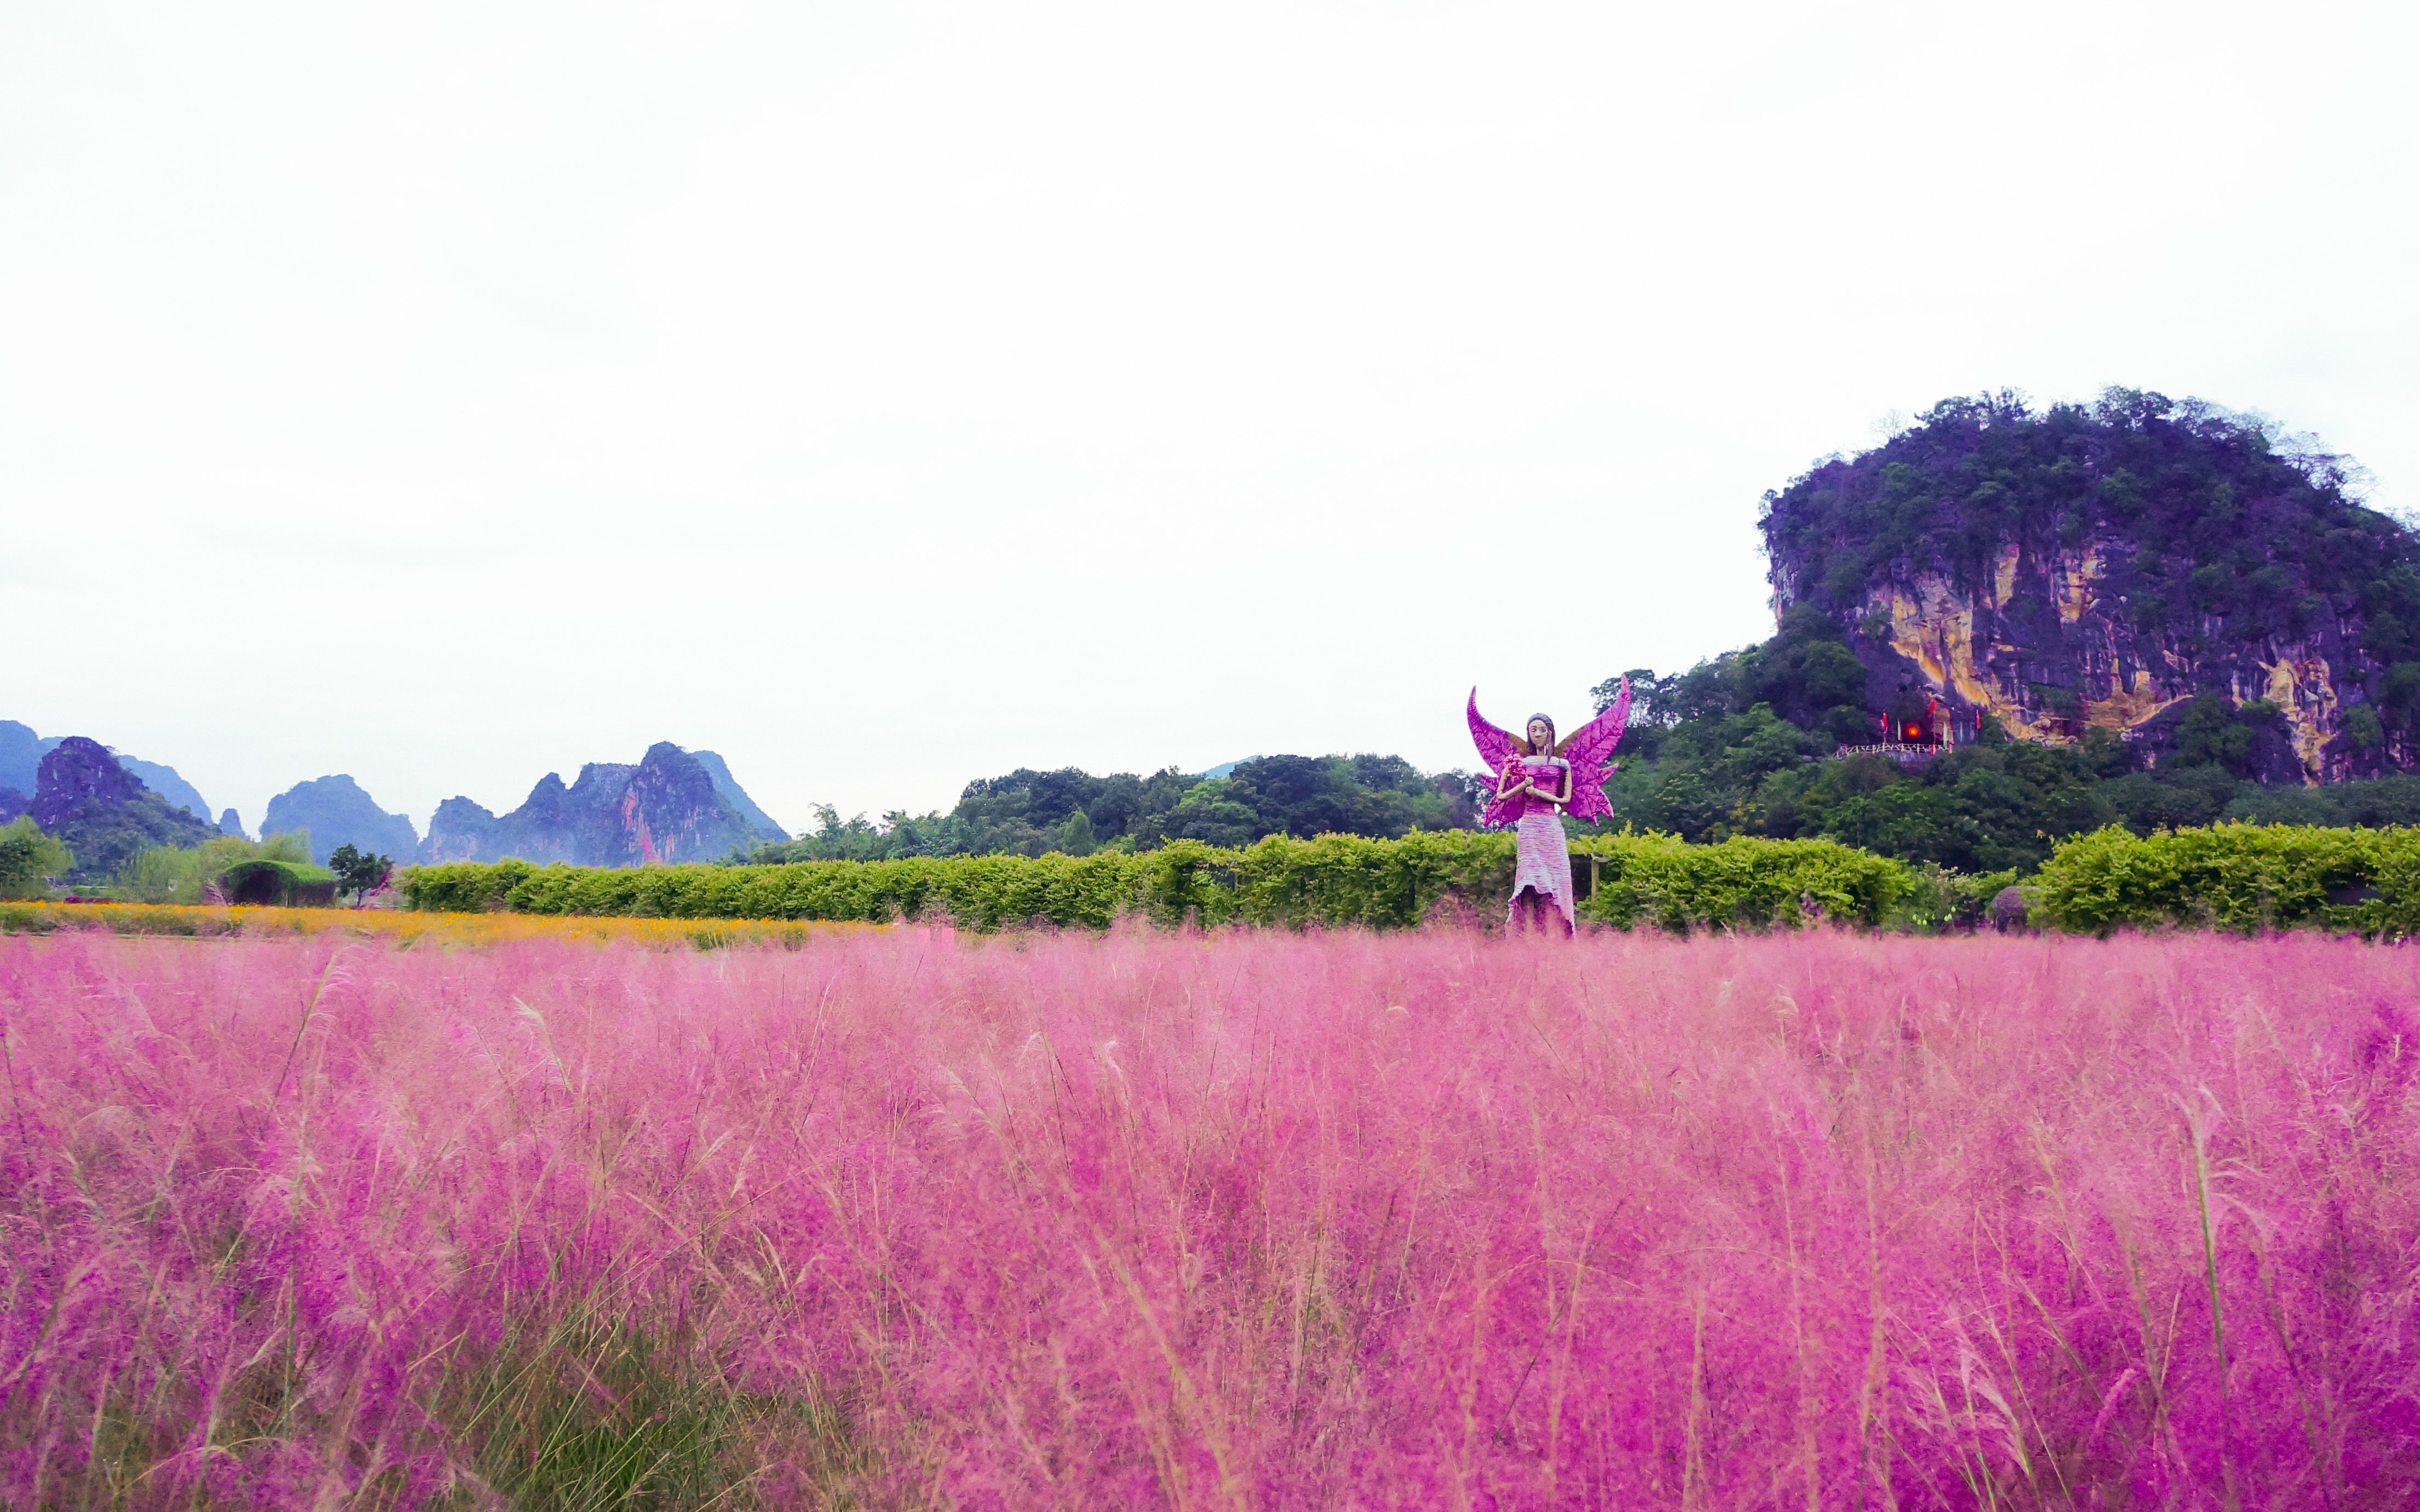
[327,843,392,903]
[0,817,73,900]
[1058,810,1097,856]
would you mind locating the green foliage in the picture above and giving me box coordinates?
[48,788,220,883]
[109,831,314,904]
[1155,754,1468,846]
[953,765,1194,852]
[326,841,393,899]
[402,857,540,912]
[1577,832,1908,931]
[2172,695,2281,775]
[1607,719,2080,868]
[2348,705,2384,748]
[755,805,957,862]
[256,831,312,864]
[1594,641,2420,873]
[751,753,1478,862]
[1057,809,1097,856]
[0,816,72,900]
[1886,864,2022,933]
[430,1317,846,1510]
[414,852,1150,930]
[2029,822,2420,937]
[401,830,1914,933]
[217,858,340,907]
[1762,390,2399,656]
[110,845,192,904]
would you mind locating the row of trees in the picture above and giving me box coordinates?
[1,827,395,906]
[748,754,1481,863]
[753,617,2405,878]
[110,832,316,902]
[0,817,74,900]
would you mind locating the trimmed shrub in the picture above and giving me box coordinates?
[397,830,1913,933]
[2030,821,2420,936]
[398,858,538,913]
[1577,832,1908,931]
[218,858,340,907]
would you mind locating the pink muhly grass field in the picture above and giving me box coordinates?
[3,926,2417,1509]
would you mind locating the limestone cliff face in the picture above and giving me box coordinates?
[1759,393,2415,786]
[1834,538,2373,782]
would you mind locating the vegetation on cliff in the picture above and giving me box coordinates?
[1600,680,2420,873]
[1591,617,2420,872]
[1768,388,2398,620]
[2,721,218,827]
[30,736,219,881]
[1596,390,2420,868]
[1763,388,2414,775]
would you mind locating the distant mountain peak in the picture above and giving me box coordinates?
[33,737,145,824]
[2,720,213,823]
[420,741,772,867]
[28,735,215,879]
[262,775,419,866]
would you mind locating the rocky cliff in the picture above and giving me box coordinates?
[1,721,214,821]
[1761,391,2417,785]
[421,742,767,866]
[0,721,43,799]
[30,736,218,879]
[690,750,790,843]
[116,757,213,823]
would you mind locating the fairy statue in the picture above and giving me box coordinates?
[1466,680,1631,935]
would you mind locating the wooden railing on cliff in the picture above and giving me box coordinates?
[1833,740,1954,763]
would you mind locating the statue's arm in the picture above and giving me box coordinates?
[1497,759,1532,800]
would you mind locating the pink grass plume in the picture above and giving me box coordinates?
[2,925,2416,1506]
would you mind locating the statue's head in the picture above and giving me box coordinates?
[1526,715,1556,754]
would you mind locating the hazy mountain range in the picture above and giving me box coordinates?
[3,722,790,872]
[2,721,224,831]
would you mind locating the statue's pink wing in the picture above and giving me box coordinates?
[1556,677,1631,824]
[1466,689,1527,828]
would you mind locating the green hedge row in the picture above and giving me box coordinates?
[259,822,2420,938]
[398,830,1914,932]
[2029,822,2420,937]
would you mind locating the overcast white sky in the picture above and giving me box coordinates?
[5,1,2417,835]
